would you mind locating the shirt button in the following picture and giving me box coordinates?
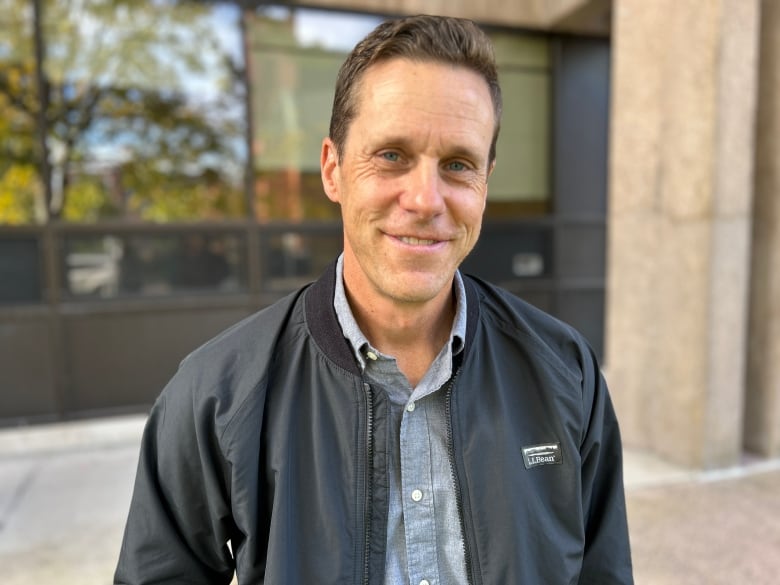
[411,489,423,502]
[420,580,430,585]
[406,402,416,412]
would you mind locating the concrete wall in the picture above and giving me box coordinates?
[745,0,780,458]
[301,0,611,33]
[605,0,760,468]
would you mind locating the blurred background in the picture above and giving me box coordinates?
[0,0,778,583]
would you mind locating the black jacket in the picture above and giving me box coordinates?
[115,263,633,584]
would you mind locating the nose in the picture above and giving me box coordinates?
[400,159,446,218]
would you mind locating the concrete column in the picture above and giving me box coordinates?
[745,0,780,458]
[302,0,612,33]
[605,0,760,468]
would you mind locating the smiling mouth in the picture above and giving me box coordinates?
[398,236,439,246]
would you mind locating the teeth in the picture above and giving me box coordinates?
[400,236,436,245]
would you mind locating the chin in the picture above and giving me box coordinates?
[382,274,450,304]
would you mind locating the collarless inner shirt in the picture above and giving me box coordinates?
[333,254,469,585]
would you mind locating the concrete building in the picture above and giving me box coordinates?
[605,0,779,468]
[0,0,778,470]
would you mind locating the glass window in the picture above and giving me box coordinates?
[247,9,551,222]
[247,7,382,222]
[39,0,247,222]
[461,224,552,282]
[0,235,43,303]
[487,32,551,217]
[61,230,247,299]
[258,227,342,293]
[0,0,45,225]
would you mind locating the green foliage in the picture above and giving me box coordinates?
[62,176,119,221]
[0,165,40,224]
[0,1,39,223]
[123,163,246,222]
[0,0,247,224]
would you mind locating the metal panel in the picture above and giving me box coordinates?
[553,37,611,217]
[0,314,58,420]
[555,289,605,359]
[462,222,553,283]
[62,305,252,413]
[0,236,43,305]
[551,36,610,360]
[555,223,606,279]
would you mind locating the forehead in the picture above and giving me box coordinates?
[351,58,495,144]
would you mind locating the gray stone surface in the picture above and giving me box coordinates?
[606,0,761,469]
[629,468,780,585]
[747,0,780,458]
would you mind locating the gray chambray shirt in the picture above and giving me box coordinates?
[333,254,469,585]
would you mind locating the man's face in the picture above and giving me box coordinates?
[321,58,495,309]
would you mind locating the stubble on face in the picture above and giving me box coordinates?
[323,58,495,316]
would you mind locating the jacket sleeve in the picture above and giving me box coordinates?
[577,346,635,585]
[114,365,237,585]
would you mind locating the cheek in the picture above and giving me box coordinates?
[343,180,398,221]
[340,196,377,240]
[467,219,483,245]
[457,192,488,226]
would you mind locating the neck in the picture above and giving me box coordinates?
[344,281,455,387]
[354,292,454,349]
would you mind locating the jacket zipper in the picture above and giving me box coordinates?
[445,369,476,585]
[362,382,374,585]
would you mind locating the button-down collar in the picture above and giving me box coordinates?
[333,254,466,372]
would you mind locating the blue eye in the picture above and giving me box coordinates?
[447,161,467,171]
[381,152,400,162]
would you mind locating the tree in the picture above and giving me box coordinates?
[0,2,44,223]
[0,0,247,224]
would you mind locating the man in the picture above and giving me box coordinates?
[115,15,633,585]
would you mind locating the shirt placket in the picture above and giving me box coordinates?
[400,397,440,585]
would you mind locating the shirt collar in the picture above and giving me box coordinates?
[333,254,467,371]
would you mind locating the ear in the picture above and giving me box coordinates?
[321,137,342,204]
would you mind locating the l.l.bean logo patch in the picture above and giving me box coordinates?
[522,442,562,469]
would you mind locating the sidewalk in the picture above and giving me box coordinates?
[1,415,779,584]
[627,461,780,584]
[0,416,143,585]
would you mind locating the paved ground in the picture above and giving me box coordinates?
[1,415,779,584]
[0,417,141,585]
[628,468,780,585]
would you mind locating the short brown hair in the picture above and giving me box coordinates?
[329,14,502,164]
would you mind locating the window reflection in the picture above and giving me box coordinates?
[487,32,551,217]
[0,0,45,225]
[62,231,247,298]
[3,2,553,227]
[3,2,559,304]
[247,7,381,222]
[260,228,342,292]
[461,224,552,283]
[247,8,552,222]
[37,0,247,223]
